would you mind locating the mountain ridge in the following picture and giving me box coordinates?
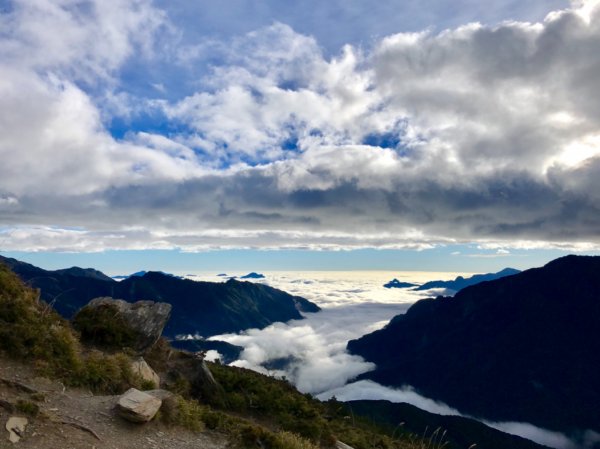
[346,400,551,449]
[348,255,600,435]
[414,267,520,291]
[0,255,320,338]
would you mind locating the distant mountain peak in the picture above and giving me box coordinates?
[113,270,180,280]
[383,278,417,289]
[240,272,265,279]
[55,266,114,282]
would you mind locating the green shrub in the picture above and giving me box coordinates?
[72,304,137,350]
[74,350,138,393]
[0,263,145,395]
[15,399,40,417]
[208,362,331,443]
[0,263,82,377]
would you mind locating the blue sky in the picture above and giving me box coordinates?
[2,246,589,276]
[1,0,600,272]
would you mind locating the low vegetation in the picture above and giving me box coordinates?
[73,303,138,349]
[0,263,146,393]
[0,261,444,449]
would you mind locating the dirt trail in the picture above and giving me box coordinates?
[0,358,229,449]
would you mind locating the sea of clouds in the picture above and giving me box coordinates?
[185,270,596,449]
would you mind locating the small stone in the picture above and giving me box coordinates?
[6,417,28,443]
[116,388,162,423]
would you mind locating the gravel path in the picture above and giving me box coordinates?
[0,358,229,449]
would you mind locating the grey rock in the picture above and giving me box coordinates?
[167,352,224,406]
[131,357,160,387]
[116,388,162,423]
[79,297,171,352]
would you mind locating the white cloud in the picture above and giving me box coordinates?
[205,272,423,393]
[215,321,376,393]
[0,0,166,81]
[317,380,462,416]
[486,421,580,449]
[204,350,222,362]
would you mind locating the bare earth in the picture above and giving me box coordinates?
[0,357,229,449]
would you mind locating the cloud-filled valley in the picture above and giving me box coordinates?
[2,1,600,251]
[192,271,592,449]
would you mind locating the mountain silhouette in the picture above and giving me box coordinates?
[348,255,600,434]
[383,278,417,289]
[0,255,320,338]
[346,400,551,449]
[415,267,520,292]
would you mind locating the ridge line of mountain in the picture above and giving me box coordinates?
[348,255,600,438]
[0,254,320,339]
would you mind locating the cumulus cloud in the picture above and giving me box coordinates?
[2,1,600,251]
[213,315,377,393]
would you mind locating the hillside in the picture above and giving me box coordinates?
[0,259,472,449]
[348,255,600,435]
[0,357,228,449]
[0,255,320,338]
[347,400,550,449]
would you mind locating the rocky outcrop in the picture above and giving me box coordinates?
[131,357,160,387]
[116,388,162,423]
[166,352,224,406]
[73,298,171,352]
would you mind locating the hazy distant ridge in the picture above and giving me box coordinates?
[414,267,520,291]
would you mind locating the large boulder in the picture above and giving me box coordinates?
[73,297,171,352]
[116,388,162,423]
